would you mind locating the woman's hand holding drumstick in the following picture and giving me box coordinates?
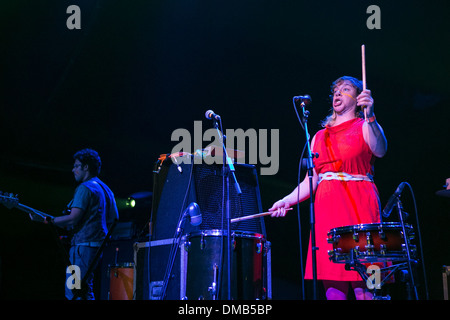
[360,44,374,120]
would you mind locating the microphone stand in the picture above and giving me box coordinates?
[300,101,318,300]
[212,117,242,300]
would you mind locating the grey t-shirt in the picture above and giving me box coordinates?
[68,177,118,245]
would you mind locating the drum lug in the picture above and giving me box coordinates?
[327,234,340,244]
[200,234,205,250]
[328,248,342,259]
[256,242,262,254]
[365,232,374,255]
[351,247,359,259]
[208,264,219,300]
[402,244,417,255]
[379,228,387,241]
[184,241,191,252]
[380,244,387,256]
[410,244,417,256]
[328,249,336,260]
[353,232,359,242]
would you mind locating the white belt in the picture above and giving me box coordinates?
[318,172,373,183]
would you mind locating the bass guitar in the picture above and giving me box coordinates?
[0,191,55,221]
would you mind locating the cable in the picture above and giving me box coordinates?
[160,157,194,300]
[404,182,429,300]
[293,97,305,131]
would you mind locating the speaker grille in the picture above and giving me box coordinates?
[151,160,265,240]
[193,163,263,234]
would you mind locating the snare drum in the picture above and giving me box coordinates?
[327,223,414,263]
[181,230,269,300]
[108,262,134,300]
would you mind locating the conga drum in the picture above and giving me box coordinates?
[108,262,135,300]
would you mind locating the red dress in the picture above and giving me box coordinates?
[304,118,381,281]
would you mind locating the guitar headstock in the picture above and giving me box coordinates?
[0,191,19,209]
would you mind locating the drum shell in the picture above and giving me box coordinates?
[108,263,134,300]
[327,223,414,263]
[182,230,269,300]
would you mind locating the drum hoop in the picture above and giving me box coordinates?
[328,222,413,235]
[108,262,135,269]
[185,229,265,240]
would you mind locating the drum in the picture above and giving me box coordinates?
[181,230,269,300]
[327,223,415,263]
[108,262,135,300]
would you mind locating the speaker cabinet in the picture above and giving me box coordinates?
[133,239,183,300]
[151,159,266,240]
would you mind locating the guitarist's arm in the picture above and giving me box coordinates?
[30,207,84,228]
[51,207,84,228]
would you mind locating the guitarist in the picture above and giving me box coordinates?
[30,148,119,300]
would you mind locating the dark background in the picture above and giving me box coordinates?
[0,0,449,300]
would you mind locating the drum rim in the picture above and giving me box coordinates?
[108,262,135,268]
[328,222,413,235]
[185,229,265,240]
[330,251,409,263]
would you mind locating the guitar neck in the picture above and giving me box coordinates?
[16,203,55,219]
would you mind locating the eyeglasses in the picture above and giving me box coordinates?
[73,164,83,169]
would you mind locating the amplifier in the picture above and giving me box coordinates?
[443,265,450,300]
[133,239,184,300]
[151,159,266,241]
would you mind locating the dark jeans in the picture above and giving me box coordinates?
[66,245,100,300]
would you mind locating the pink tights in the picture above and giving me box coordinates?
[323,280,373,300]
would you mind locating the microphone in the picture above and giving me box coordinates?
[205,109,221,121]
[187,202,202,226]
[176,202,202,236]
[382,182,406,218]
[294,95,312,105]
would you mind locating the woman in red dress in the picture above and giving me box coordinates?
[269,76,388,300]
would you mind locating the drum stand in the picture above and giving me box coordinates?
[344,226,419,300]
[345,249,404,300]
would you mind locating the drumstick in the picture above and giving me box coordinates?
[231,208,293,223]
[361,44,367,121]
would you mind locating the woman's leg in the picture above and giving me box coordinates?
[352,281,373,300]
[323,280,350,300]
